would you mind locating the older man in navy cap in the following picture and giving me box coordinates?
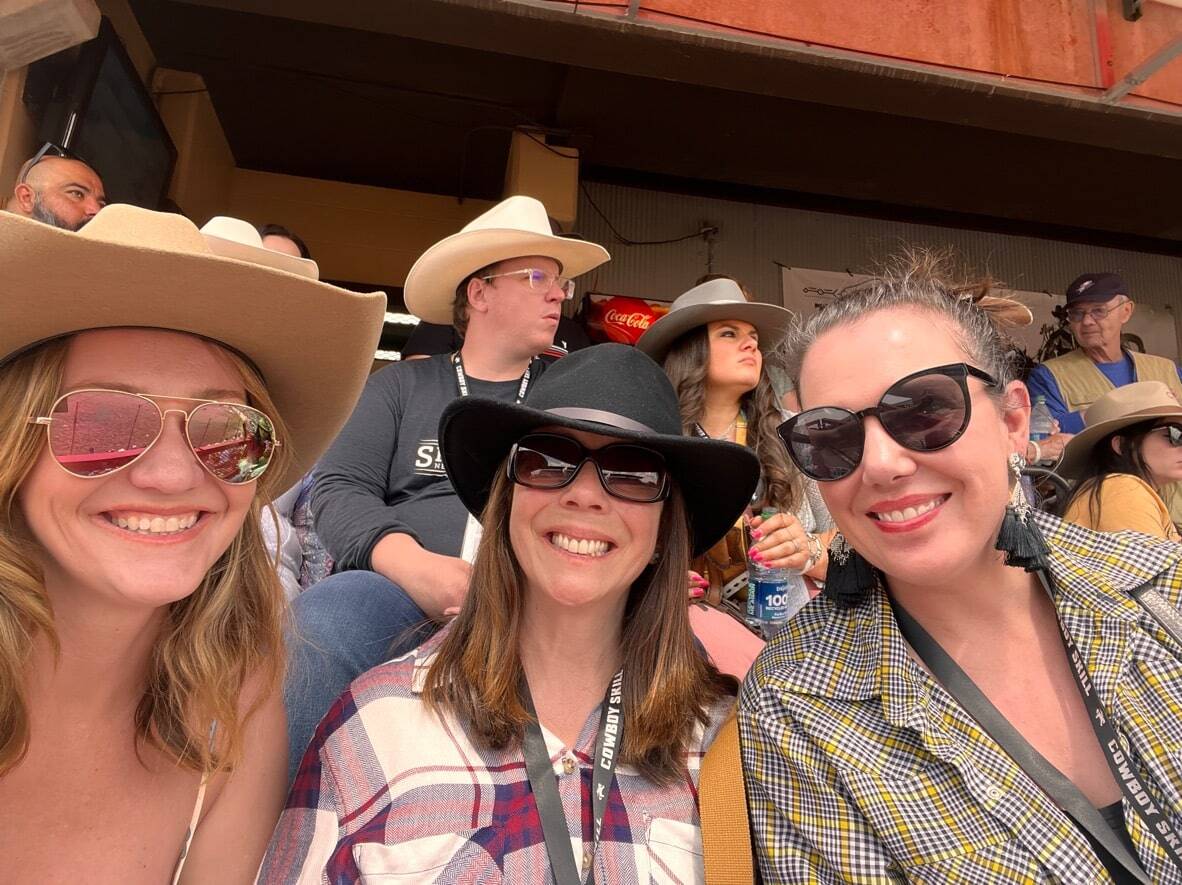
[1028,272,1182,519]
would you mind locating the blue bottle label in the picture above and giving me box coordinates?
[750,577,790,623]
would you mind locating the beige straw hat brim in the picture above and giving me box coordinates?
[1056,381,1182,479]
[1,206,387,493]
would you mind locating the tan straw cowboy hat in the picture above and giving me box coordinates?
[1057,381,1182,479]
[402,195,610,325]
[635,278,793,364]
[0,204,387,492]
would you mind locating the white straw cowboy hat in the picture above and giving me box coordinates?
[0,204,387,493]
[635,278,793,364]
[402,195,610,325]
[201,215,319,280]
[1057,381,1182,479]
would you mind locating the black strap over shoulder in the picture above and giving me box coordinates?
[890,597,1154,884]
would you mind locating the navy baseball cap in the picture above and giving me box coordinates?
[1066,272,1128,306]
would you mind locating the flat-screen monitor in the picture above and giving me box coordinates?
[24,17,176,209]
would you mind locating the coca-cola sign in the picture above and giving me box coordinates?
[584,294,671,345]
[603,309,655,330]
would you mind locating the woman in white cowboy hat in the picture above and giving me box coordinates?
[261,344,759,883]
[1059,381,1182,540]
[0,206,384,883]
[636,278,833,668]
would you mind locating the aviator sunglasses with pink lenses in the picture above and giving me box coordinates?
[28,388,279,484]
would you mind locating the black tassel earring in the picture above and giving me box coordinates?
[995,451,1050,572]
[824,533,878,605]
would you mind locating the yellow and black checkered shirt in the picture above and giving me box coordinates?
[740,511,1182,883]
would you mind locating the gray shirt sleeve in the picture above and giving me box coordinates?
[311,365,414,571]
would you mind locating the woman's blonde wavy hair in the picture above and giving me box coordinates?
[0,334,293,776]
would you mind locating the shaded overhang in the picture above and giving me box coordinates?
[131,0,1182,249]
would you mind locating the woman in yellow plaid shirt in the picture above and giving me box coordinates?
[740,254,1182,884]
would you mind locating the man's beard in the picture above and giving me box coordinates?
[30,192,85,231]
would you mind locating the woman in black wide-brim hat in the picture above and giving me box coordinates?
[262,344,759,884]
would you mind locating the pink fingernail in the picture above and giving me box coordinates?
[690,587,705,598]
[751,529,764,541]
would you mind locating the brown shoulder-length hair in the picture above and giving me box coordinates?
[662,326,800,515]
[0,334,292,776]
[422,465,737,784]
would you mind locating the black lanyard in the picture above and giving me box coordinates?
[521,671,623,885]
[891,576,1182,882]
[451,351,532,403]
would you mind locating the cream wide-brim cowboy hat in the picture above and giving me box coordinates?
[1056,381,1182,480]
[1,205,386,494]
[201,215,319,280]
[635,278,794,364]
[402,195,610,325]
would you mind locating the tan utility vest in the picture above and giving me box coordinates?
[1044,347,1182,525]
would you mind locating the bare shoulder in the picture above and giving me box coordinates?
[178,671,287,884]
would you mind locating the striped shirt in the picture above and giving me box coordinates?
[740,511,1182,883]
[261,632,731,883]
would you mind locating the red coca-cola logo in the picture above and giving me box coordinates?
[584,294,670,345]
[603,309,654,330]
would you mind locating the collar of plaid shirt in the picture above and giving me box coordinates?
[759,510,1182,881]
[783,510,1182,706]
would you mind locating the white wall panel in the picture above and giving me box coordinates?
[575,183,1182,341]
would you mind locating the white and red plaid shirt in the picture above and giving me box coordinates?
[260,631,732,884]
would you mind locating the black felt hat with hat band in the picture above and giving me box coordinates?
[439,343,760,556]
[1066,272,1128,306]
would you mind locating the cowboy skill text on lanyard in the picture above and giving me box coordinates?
[521,671,624,885]
[451,351,533,403]
[452,351,534,562]
[892,572,1182,882]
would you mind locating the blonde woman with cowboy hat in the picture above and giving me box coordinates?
[261,344,759,883]
[0,207,384,883]
[1058,381,1182,540]
[636,278,833,673]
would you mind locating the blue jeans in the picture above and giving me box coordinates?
[285,570,435,784]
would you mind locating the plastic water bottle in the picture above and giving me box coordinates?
[745,508,810,640]
[1029,396,1054,443]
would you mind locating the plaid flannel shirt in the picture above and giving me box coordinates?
[260,631,731,884]
[740,511,1182,883]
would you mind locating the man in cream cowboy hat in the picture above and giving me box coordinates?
[285,195,609,778]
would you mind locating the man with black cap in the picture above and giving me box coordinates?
[1028,272,1182,520]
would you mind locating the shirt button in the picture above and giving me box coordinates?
[562,756,577,775]
[985,784,1003,801]
[582,848,592,868]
